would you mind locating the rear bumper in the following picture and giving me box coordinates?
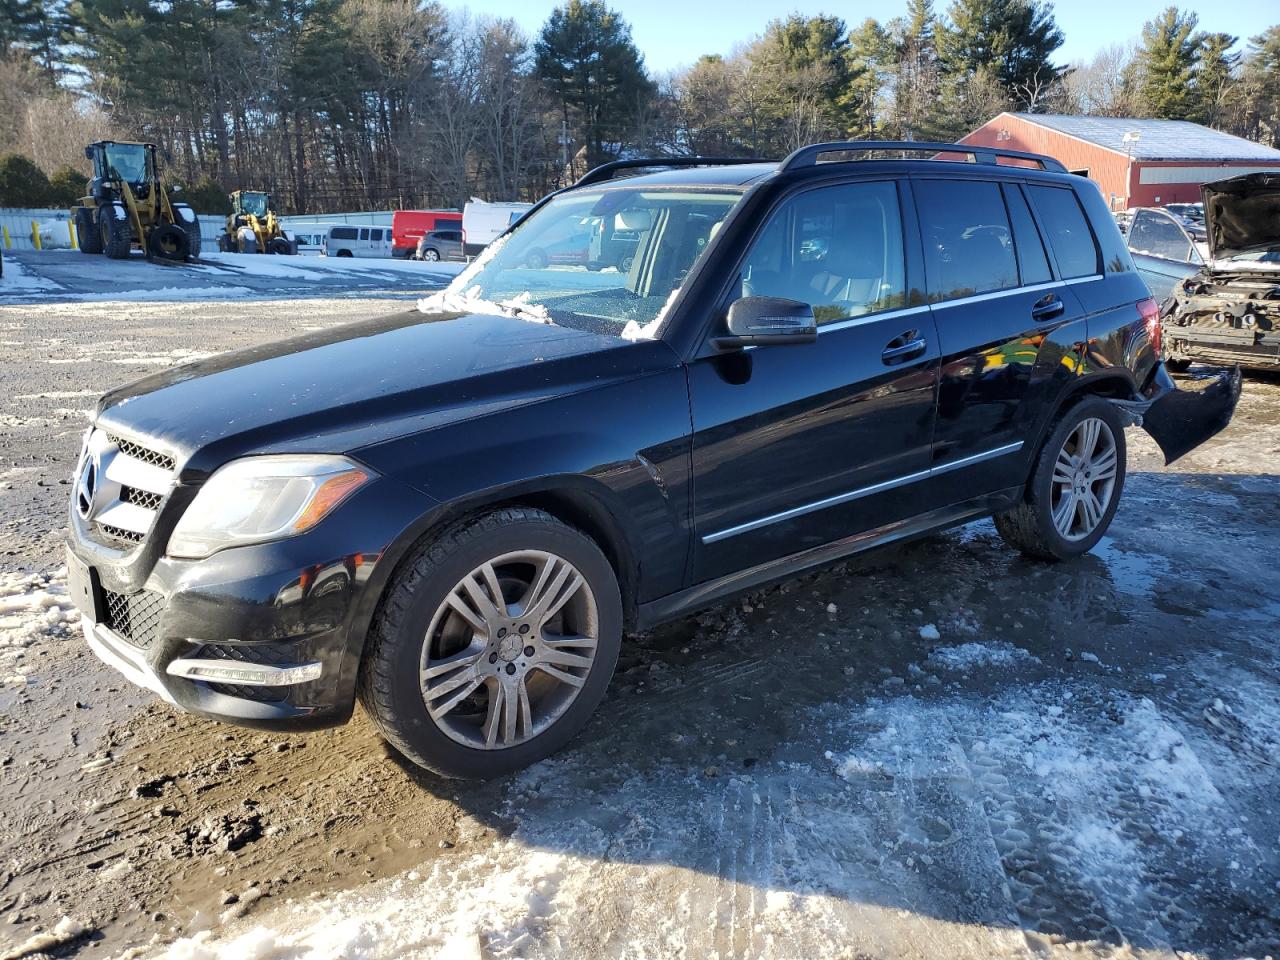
[1121,361,1243,464]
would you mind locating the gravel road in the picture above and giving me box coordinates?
[0,292,1276,959]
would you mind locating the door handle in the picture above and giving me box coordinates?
[1032,294,1066,322]
[881,330,927,365]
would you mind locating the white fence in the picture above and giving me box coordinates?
[0,207,224,251]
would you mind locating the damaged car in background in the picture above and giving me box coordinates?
[1162,172,1280,371]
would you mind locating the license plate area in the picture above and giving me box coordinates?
[65,548,103,622]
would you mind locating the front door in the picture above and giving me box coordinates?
[687,179,939,582]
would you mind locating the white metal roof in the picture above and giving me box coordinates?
[1007,113,1280,162]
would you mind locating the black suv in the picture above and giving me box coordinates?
[65,142,1239,779]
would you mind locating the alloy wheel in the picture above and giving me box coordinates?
[1050,417,1119,541]
[420,550,599,749]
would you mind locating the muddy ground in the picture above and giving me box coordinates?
[0,295,1277,959]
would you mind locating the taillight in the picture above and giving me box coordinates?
[1137,297,1162,355]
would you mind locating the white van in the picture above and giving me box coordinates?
[322,224,393,258]
[462,200,533,257]
[281,221,329,256]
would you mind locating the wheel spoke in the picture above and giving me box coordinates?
[426,674,484,720]
[422,644,484,680]
[1085,491,1104,529]
[1053,491,1076,536]
[483,681,505,747]
[535,663,586,688]
[522,558,582,627]
[1090,448,1118,480]
[502,678,519,744]
[543,634,597,651]
[540,647,593,669]
[444,592,488,635]
[1078,419,1100,459]
[460,567,503,625]
[517,680,533,739]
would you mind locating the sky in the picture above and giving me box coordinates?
[442,0,1278,75]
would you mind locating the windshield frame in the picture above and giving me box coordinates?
[241,192,269,218]
[102,143,152,185]
[430,181,752,341]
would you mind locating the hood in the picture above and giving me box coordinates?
[1202,172,1280,261]
[96,310,676,478]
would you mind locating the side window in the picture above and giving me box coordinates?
[915,179,1018,301]
[1130,212,1192,262]
[359,228,370,241]
[1002,184,1052,285]
[1026,185,1100,278]
[739,181,907,325]
[331,227,357,240]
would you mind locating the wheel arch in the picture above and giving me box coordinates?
[350,475,643,674]
[1025,369,1139,469]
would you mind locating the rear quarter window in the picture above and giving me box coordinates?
[330,227,357,240]
[1026,185,1101,279]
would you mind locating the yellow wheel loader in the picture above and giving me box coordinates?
[219,191,296,254]
[71,141,201,262]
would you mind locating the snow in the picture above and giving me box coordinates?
[918,623,941,641]
[146,639,1277,960]
[0,569,74,653]
[417,285,551,323]
[924,641,1039,671]
[61,285,257,303]
[0,254,62,292]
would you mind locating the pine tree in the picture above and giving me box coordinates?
[1195,32,1239,127]
[535,0,654,173]
[1241,26,1280,147]
[938,0,1063,108]
[889,0,946,139]
[1132,6,1203,120]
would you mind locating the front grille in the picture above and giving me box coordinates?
[121,486,163,510]
[107,434,176,471]
[103,588,166,649]
[79,429,178,550]
[100,524,145,544]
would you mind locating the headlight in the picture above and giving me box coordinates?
[167,455,372,559]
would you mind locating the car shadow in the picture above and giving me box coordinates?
[382,469,1280,958]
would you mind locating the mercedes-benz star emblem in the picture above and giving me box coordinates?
[75,451,99,519]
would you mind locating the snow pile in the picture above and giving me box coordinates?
[0,569,74,652]
[417,285,550,324]
[63,285,257,303]
[924,641,1040,672]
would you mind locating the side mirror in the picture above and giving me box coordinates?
[84,146,94,160]
[713,296,817,350]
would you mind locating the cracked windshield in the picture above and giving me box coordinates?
[454,187,741,336]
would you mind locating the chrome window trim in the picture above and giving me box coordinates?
[817,275,1102,331]
[701,441,1024,544]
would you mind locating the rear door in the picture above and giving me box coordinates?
[687,178,940,581]
[915,176,1089,504]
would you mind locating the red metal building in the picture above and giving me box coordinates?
[962,112,1280,209]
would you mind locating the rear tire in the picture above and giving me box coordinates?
[995,396,1127,561]
[358,508,622,779]
[267,236,292,255]
[76,208,103,255]
[421,247,440,262]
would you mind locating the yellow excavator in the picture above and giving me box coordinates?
[72,140,201,262]
[219,190,296,254]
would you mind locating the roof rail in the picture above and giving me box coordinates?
[779,141,1068,174]
[572,156,764,189]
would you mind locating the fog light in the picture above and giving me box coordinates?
[166,658,323,686]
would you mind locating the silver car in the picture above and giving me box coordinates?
[415,229,464,262]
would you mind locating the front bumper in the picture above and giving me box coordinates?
[68,473,440,732]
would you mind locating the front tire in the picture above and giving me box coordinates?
[995,396,1126,561]
[359,508,622,779]
[421,247,440,262]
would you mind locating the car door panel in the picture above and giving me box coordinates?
[686,178,939,583]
